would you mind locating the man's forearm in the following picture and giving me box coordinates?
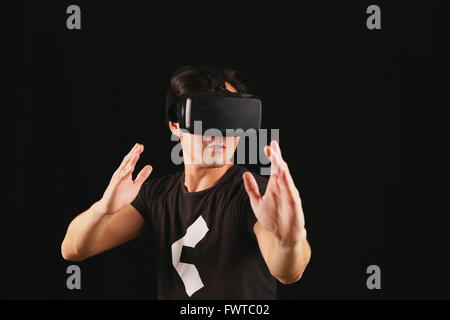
[61,201,111,261]
[255,223,311,284]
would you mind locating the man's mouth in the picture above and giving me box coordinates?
[206,144,226,150]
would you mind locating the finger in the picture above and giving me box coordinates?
[270,140,283,160]
[118,151,142,180]
[279,170,300,208]
[267,141,301,201]
[270,139,294,179]
[268,141,294,182]
[119,143,140,168]
[134,165,153,186]
[264,144,271,159]
[127,145,146,177]
[265,145,282,176]
[263,145,273,167]
[126,154,139,178]
[243,172,262,207]
[118,163,133,180]
[280,160,298,194]
[263,146,279,190]
[129,144,144,168]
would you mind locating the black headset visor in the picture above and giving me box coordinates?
[171,91,262,136]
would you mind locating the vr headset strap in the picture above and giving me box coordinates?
[166,65,227,122]
[198,64,227,92]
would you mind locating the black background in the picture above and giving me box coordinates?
[2,0,447,299]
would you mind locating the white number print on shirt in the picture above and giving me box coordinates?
[171,215,209,297]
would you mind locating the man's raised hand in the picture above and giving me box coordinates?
[97,143,153,215]
[243,140,306,246]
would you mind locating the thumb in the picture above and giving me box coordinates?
[134,165,153,186]
[243,172,261,208]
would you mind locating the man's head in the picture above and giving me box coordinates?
[168,65,251,168]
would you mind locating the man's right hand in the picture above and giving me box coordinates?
[96,143,153,215]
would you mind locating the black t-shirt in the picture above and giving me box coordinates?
[131,164,277,299]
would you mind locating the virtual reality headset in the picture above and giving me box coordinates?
[165,65,262,136]
[166,91,262,136]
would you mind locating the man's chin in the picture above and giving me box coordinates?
[201,162,227,169]
[200,157,232,168]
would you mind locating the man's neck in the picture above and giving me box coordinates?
[183,163,234,193]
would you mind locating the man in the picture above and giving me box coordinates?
[61,65,311,299]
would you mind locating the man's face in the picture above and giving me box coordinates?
[169,82,240,168]
[179,132,240,168]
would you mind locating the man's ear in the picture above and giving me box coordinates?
[169,121,181,137]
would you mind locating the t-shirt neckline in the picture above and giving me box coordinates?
[180,165,241,197]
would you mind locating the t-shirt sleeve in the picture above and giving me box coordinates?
[130,179,154,220]
[238,173,269,240]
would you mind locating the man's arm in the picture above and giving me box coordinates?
[61,203,144,261]
[61,143,152,261]
[254,221,311,284]
[243,140,311,284]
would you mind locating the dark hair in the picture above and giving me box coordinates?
[222,67,251,93]
[169,65,251,98]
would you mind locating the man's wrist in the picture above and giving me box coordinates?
[274,227,307,250]
[91,200,108,216]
